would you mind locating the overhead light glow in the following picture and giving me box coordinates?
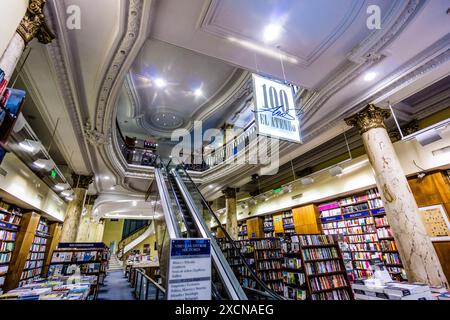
[33,159,54,171]
[55,183,69,191]
[19,139,41,154]
[227,36,298,64]
[364,72,377,82]
[342,159,370,173]
[154,78,166,88]
[132,201,137,207]
[194,88,203,96]
[61,190,73,197]
[263,24,282,42]
[104,176,110,180]
[65,196,74,201]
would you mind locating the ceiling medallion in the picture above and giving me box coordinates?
[149,110,184,130]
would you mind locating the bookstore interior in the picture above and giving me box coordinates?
[0,0,450,303]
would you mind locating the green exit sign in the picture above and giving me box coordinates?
[274,187,282,193]
[50,169,57,179]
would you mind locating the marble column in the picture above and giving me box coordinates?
[223,188,238,240]
[60,174,93,243]
[345,104,448,287]
[75,195,104,242]
[0,0,54,87]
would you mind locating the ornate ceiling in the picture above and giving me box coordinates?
[15,0,450,218]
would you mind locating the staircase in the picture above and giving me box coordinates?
[107,253,123,272]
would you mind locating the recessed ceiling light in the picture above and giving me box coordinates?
[61,190,73,197]
[194,88,203,96]
[55,183,69,191]
[263,24,282,42]
[110,186,115,190]
[104,176,110,180]
[33,159,54,171]
[132,201,137,207]
[65,196,74,201]
[19,139,41,154]
[364,72,377,82]
[154,78,166,88]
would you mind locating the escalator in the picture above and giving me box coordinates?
[153,157,284,300]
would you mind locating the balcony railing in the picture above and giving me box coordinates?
[131,268,165,300]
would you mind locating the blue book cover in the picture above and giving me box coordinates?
[4,88,26,117]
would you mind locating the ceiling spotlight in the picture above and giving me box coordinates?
[61,190,73,197]
[19,139,41,154]
[33,159,54,171]
[55,183,69,191]
[110,186,115,190]
[104,176,110,180]
[263,24,282,42]
[65,196,74,201]
[194,88,203,96]
[300,177,314,185]
[132,200,137,207]
[154,78,166,88]
[364,72,377,82]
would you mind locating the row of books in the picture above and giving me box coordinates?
[284,286,307,300]
[0,211,21,225]
[295,234,335,246]
[0,265,8,274]
[253,239,281,250]
[20,267,42,280]
[380,240,398,251]
[257,260,282,270]
[0,241,14,252]
[27,252,45,260]
[339,194,370,206]
[283,271,305,286]
[320,208,341,218]
[29,244,46,252]
[302,247,339,261]
[305,260,342,274]
[0,252,11,263]
[0,230,16,241]
[254,250,282,259]
[24,260,44,270]
[257,270,282,281]
[283,257,302,269]
[33,236,48,245]
[374,216,389,227]
[310,274,348,292]
[49,263,102,276]
[344,233,378,243]
[51,251,102,263]
[311,288,351,300]
[342,203,369,214]
[383,252,402,265]
[36,220,49,234]
[377,227,394,238]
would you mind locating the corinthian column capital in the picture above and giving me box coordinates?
[17,0,55,45]
[344,104,391,134]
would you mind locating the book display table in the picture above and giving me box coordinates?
[352,280,437,300]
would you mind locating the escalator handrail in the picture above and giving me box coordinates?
[175,162,285,300]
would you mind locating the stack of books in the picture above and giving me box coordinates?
[352,280,436,300]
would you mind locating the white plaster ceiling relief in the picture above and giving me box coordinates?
[200,0,365,67]
[300,0,425,125]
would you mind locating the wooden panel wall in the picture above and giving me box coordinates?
[292,204,322,234]
[273,214,284,234]
[408,171,450,284]
[247,217,263,239]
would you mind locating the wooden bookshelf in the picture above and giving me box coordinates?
[247,217,264,239]
[42,222,62,277]
[3,212,40,291]
[319,188,407,282]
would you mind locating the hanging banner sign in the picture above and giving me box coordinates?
[252,74,302,143]
[167,238,211,300]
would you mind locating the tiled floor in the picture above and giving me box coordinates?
[97,271,135,300]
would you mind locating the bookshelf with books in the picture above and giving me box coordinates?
[320,188,407,282]
[281,235,307,300]
[298,234,353,300]
[253,238,284,294]
[237,221,247,240]
[263,215,275,238]
[48,242,110,293]
[0,206,22,294]
[18,217,50,287]
[281,210,295,235]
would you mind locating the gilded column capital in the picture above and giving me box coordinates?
[344,104,391,134]
[72,174,94,189]
[17,0,55,45]
[222,187,238,199]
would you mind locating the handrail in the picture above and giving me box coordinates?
[135,268,166,294]
[175,162,284,300]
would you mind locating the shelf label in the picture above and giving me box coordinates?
[320,216,343,223]
[343,211,370,219]
[371,208,385,215]
[58,242,106,249]
[167,238,211,300]
[0,221,18,230]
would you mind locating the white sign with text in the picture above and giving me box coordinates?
[252,74,301,143]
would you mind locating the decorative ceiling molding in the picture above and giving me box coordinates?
[299,0,425,124]
[39,0,93,174]
[199,0,365,67]
[129,70,252,138]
